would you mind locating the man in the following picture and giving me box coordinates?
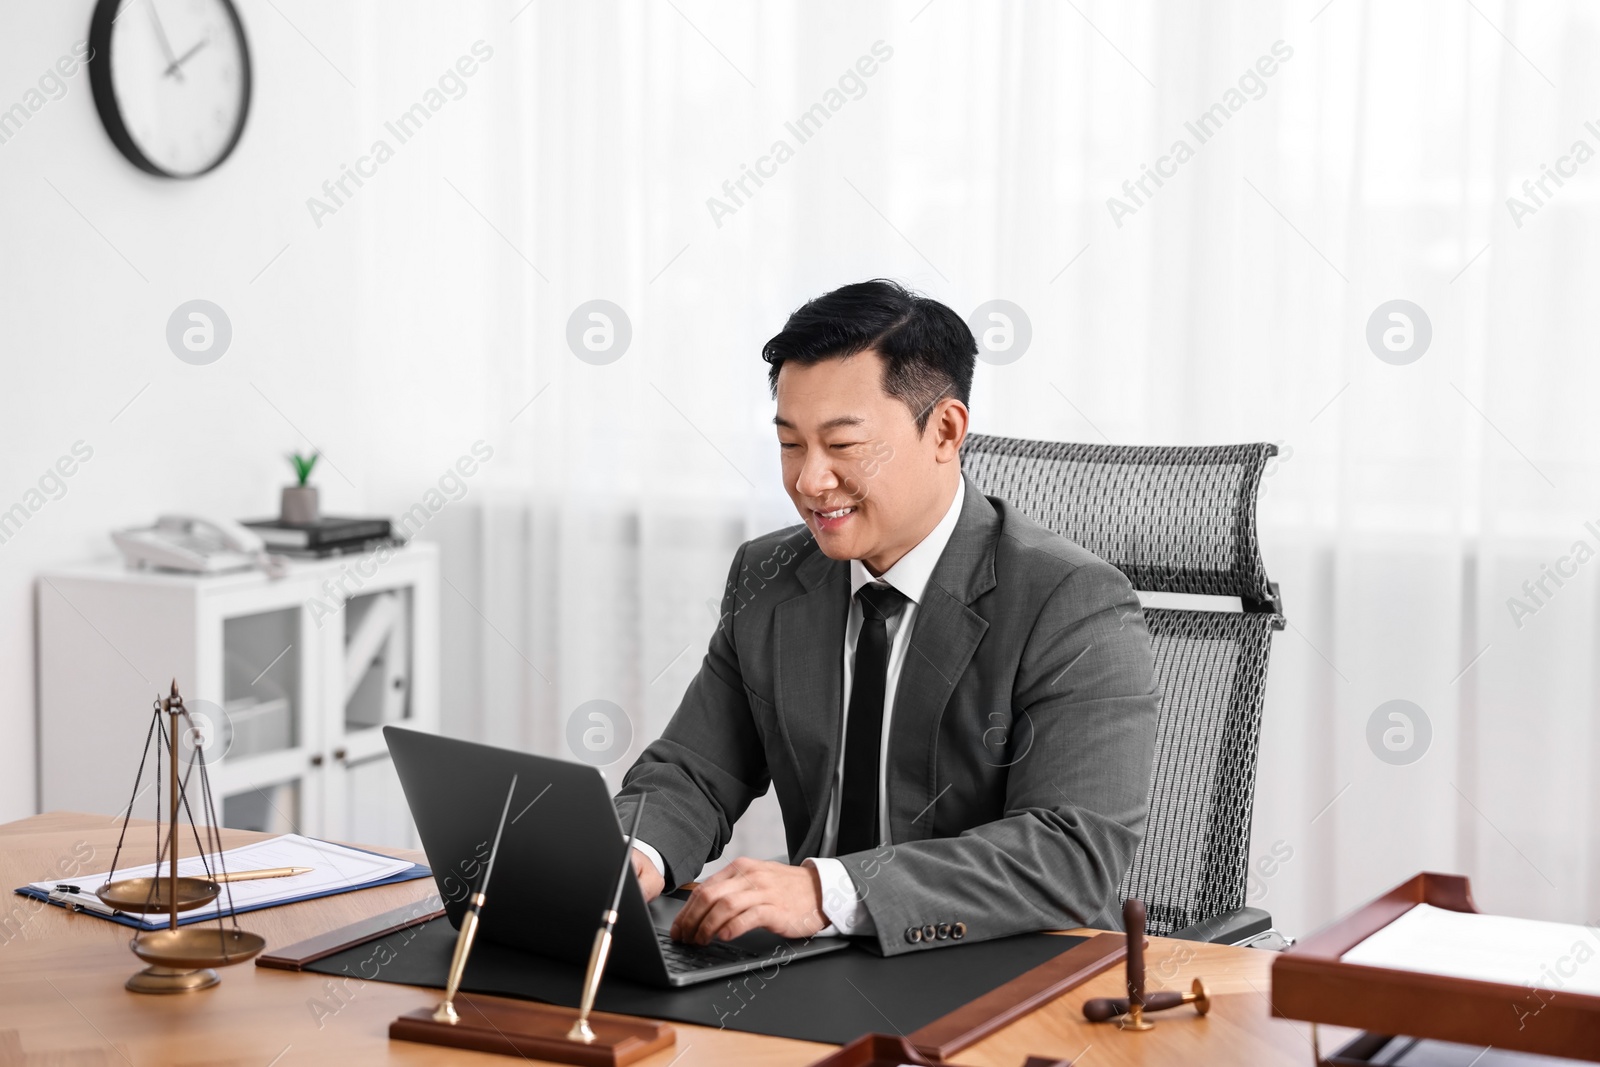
[616,279,1159,957]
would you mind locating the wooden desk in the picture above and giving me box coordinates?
[0,812,1342,1065]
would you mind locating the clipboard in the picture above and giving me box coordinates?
[1271,872,1600,1064]
[12,839,431,931]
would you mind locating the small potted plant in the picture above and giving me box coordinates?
[281,451,320,525]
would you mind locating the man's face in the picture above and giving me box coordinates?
[774,350,954,573]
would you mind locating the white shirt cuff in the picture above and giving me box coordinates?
[803,857,876,937]
[633,840,668,883]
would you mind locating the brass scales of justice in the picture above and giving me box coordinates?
[97,681,265,993]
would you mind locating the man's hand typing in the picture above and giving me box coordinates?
[669,857,829,944]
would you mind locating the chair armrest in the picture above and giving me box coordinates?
[1167,906,1274,945]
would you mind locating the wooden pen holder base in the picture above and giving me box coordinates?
[390,993,675,1066]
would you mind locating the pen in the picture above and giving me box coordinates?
[433,774,519,1026]
[214,866,314,883]
[567,795,647,1044]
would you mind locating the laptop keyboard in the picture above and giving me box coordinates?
[656,929,763,972]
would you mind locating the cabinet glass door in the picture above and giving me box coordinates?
[327,588,417,848]
[221,608,301,760]
[221,778,301,834]
[213,605,314,835]
[343,588,413,734]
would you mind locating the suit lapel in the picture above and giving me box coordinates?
[775,475,1002,855]
[885,475,999,844]
[775,546,849,858]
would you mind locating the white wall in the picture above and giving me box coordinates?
[0,2,507,818]
[5,0,1600,942]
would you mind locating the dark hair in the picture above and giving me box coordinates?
[762,279,976,433]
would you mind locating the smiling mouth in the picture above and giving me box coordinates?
[812,505,858,530]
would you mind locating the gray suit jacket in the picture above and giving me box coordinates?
[617,473,1160,956]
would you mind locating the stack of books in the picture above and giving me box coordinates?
[242,516,395,558]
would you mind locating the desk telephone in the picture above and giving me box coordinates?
[113,514,285,577]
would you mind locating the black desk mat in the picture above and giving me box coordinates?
[300,917,1083,1045]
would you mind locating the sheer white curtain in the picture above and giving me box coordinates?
[361,0,1600,935]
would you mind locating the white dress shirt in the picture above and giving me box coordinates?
[635,476,967,938]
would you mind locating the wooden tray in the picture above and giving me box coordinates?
[803,1032,1075,1066]
[803,1034,946,1066]
[1323,1031,1590,1065]
[1271,872,1600,1063]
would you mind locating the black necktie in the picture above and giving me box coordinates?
[838,581,910,856]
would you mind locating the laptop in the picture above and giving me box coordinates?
[383,726,851,987]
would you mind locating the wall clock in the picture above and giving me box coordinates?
[88,0,252,179]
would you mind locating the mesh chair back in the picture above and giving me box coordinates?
[961,434,1282,936]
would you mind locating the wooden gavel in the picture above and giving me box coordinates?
[1082,899,1210,1027]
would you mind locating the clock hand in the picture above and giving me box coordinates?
[144,0,183,82]
[164,38,210,79]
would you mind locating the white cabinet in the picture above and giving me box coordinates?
[38,543,439,850]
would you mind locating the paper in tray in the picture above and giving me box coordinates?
[1271,872,1600,1064]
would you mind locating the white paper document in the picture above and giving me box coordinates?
[30,833,415,930]
[1341,903,1600,996]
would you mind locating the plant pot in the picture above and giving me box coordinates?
[280,486,319,525]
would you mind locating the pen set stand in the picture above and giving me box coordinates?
[390,785,675,1065]
[99,681,265,993]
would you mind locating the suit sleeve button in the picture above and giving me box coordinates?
[936,923,951,940]
[951,922,967,939]
[906,926,922,943]
[921,924,937,941]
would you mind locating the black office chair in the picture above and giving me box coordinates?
[960,433,1285,946]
